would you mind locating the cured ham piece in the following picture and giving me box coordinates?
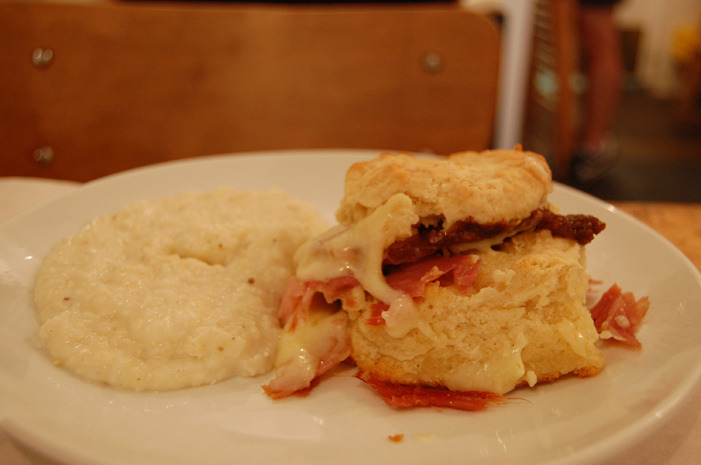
[277,276,360,330]
[354,370,505,411]
[276,277,314,331]
[365,301,390,327]
[365,254,480,326]
[385,254,481,297]
[589,284,649,348]
[263,276,359,399]
[266,255,481,399]
[262,310,350,399]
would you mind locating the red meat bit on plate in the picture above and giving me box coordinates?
[355,370,505,411]
[589,284,649,348]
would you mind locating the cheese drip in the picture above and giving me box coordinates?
[294,194,424,336]
[442,332,529,394]
[274,306,349,384]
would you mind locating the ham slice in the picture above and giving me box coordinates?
[263,276,359,399]
[589,284,649,348]
[354,370,505,411]
[365,301,390,326]
[262,309,350,399]
[278,276,360,330]
[365,254,480,326]
[266,254,481,398]
[385,254,481,297]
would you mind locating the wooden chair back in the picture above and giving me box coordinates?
[0,1,500,181]
[525,0,580,180]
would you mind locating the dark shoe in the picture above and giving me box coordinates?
[571,139,619,184]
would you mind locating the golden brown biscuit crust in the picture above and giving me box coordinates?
[336,149,553,227]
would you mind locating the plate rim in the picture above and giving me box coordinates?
[1,149,700,465]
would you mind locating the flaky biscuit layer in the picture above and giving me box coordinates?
[336,149,553,228]
[348,231,605,394]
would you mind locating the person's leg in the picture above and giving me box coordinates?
[579,5,624,150]
[676,50,701,125]
[572,4,625,182]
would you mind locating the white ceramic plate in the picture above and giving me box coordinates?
[1,150,700,465]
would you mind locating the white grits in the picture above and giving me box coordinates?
[33,187,328,391]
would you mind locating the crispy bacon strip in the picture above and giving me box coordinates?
[589,284,649,348]
[355,370,505,411]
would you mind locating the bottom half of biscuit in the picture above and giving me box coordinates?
[348,231,605,395]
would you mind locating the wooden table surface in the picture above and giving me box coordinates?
[613,201,701,270]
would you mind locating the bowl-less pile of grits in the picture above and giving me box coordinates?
[33,187,327,391]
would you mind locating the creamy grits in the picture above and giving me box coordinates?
[33,187,327,391]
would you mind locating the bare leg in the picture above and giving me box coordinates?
[578,5,625,151]
[571,4,625,183]
[676,50,701,125]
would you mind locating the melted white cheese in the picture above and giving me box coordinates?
[271,305,350,393]
[379,294,418,338]
[442,332,529,394]
[295,194,429,336]
[556,319,591,357]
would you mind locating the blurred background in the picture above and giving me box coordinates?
[1,0,700,201]
[515,0,701,202]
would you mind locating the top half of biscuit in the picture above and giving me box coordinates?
[335,149,553,228]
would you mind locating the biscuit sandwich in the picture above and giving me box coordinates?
[264,149,606,409]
